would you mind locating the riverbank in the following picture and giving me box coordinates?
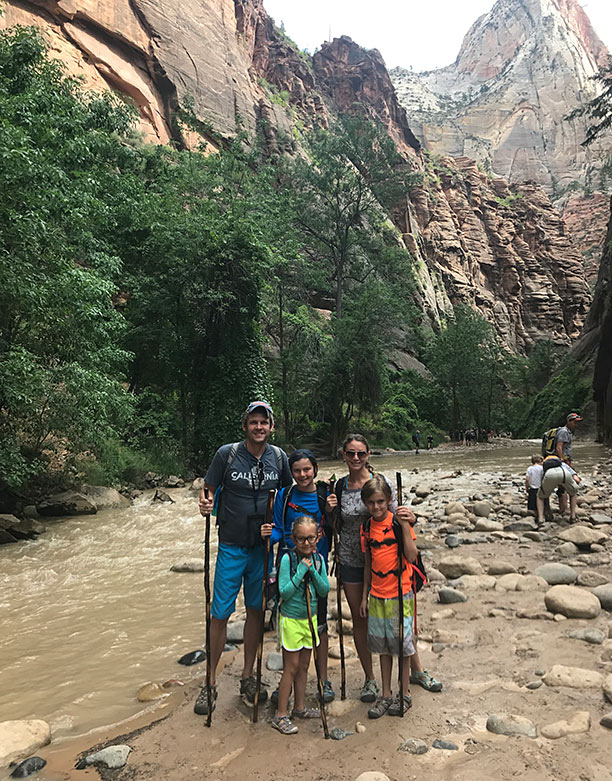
[3,442,612,780]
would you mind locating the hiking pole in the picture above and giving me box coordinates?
[329,477,346,700]
[202,488,213,728]
[253,489,275,724]
[305,572,330,739]
[396,472,405,718]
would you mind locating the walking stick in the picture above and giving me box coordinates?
[253,489,275,724]
[329,477,346,700]
[202,488,213,728]
[396,472,405,718]
[305,572,330,739]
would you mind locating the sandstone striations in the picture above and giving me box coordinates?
[0,0,594,350]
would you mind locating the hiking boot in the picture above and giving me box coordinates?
[271,715,298,735]
[240,675,268,704]
[410,669,443,692]
[367,695,392,719]
[271,687,279,706]
[388,692,412,716]
[360,679,379,703]
[194,684,217,715]
[322,680,335,703]
[292,707,320,719]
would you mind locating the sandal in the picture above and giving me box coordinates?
[193,684,217,715]
[292,707,320,719]
[360,678,380,703]
[410,669,443,692]
[367,695,392,719]
[388,692,413,716]
[271,714,298,735]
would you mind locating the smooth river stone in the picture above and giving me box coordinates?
[486,713,537,738]
[576,570,609,588]
[592,584,612,611]
[438,587,468,604]
[533,563,577,585]
[540,711,591,739]
[438,555,483,578]
[0,721,51,766]
[544,585,601,619]
[542,665,603,688]
[558,526,608,547]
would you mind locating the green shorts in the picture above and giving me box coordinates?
[279,614,319,652]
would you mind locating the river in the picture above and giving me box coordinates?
[0,440,606,741]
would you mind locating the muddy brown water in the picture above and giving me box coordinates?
[0,440,606,742]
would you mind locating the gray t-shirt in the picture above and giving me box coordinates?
[555,426,573,461]
[205,442,291,546]
[337,474,398,569]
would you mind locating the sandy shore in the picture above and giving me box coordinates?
[16,450,612,781]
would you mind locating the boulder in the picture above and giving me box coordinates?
[557,542,580,557]
[137,682,168,702]
[170,559,204,573]
[36,492,96,516]
[486,713,537,738]
[473,501,492,517]
[414,486,430,498]
[226,620,245,643]
[438,587,468,604]
[452,574,496,590]
[558,526,608,548]
[474,519,503,531]
[426,567,445,583]
[80,485,130,510]
[592,584,612,611]
[444,502,466,516]
[0,720,51,766]
[542,665,603,688]
[9,756,47,777]
[591,513,612,524]
[515,575,548,591]
[354,774,391,781]
[438,555,483,578]
[397,738,428,754]
[533,563,577,585]
[576,570,608,588]
[486,560,517,575]
[540,711,591,739]
[604,674,612,704]
[85,745,131,769]
[190,477,206,491]
[544,585,601,619]
[568,628,605,645]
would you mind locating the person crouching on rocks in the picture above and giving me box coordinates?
[271,516,330,735]
[360,475,417,718]
[536,456,581,525]
[525,454,543,514]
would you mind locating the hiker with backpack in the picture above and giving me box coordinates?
[325,434,441,702]
[260,449,335,704]
[270,515,330,734]
[359,475,417,718]
[195,401,292,716]
[536,457,581,524]
[541,413,583,517]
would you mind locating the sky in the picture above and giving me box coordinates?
[262,0,612,72]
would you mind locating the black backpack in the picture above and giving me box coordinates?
[361,514,427,593]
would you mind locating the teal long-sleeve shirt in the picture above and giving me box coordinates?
[278,551,330,620]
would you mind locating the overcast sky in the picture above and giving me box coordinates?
[262,0,612,71]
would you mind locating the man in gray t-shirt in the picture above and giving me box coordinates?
[554,412,582,513]
[194,401,291,716]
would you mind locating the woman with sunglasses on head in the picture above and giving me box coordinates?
[326,434,442,701]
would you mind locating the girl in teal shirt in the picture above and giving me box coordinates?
[272,516,330,735]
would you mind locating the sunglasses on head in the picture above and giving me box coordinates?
[344,450,367,459]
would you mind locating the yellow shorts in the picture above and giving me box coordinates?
[279,614,319,651]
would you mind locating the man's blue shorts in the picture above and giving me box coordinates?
[211,543,266,620]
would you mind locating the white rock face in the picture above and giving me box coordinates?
[391,0,611,194]
[0,720,51,766]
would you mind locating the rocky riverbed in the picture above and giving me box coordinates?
[3,444,612,780]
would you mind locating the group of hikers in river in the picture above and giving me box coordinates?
[195,401,582,736]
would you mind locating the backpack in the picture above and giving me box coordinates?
[277,549,323,604]
[212,441,284,520]
[361,515,427,593]
[541,427,560,458]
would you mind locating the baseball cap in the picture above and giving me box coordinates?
[243,401,274,419]
[566,412,583,422]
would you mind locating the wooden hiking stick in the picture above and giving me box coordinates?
[329,477,346,700]
[305,572,330,739]
[253,489,275,724]
[396,472,405,718]
[202,487,213,728]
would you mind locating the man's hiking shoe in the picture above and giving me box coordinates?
[367,696,392,719]
[292,707,320,719]
[240,675,268,704]
[271,687,279,706]
[271,715,298,735]
[360,679,379,703]
[322,680,335,703]
[410,669,442,692]
[388,692,412,716]
[194,684,217,715]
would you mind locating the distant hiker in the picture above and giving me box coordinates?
[547,412,582,516]
[359,475,417,718]
[427,434,433,450]
[536,457,581,524]
[525,454,543,514]
[270,515,329,734]
[262,449,335,704]
[195,402,292,715]
[412,430,421,454]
